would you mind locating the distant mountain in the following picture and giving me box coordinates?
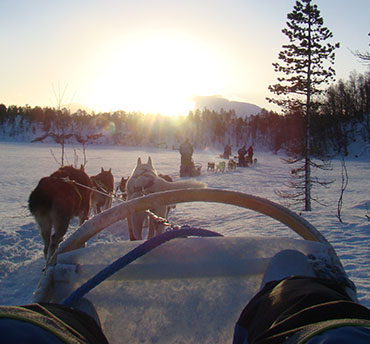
[191,95,261,118]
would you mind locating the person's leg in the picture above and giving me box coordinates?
[260,249,316,288]
[0,319,65,344]
[234,276,356,342]
[233,250,365,344]
[0,303,109,344]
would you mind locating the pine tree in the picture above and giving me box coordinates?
[267,0,339,211]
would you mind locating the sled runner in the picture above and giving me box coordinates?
[32,189,356,344]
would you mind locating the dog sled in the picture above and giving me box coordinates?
[179,161,202,177]
[32,189,356,344]
[237,156,257,167]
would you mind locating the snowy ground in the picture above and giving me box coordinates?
[0,142,369,307]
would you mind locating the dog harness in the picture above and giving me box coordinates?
[59,177,83,206]
[91,178,110,194]
[130,171,157,196]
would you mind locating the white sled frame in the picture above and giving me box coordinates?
[59,188,329,252]
[33,189,348,344]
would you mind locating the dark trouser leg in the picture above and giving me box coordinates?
[235,276,370,344]
[0,303,109,344]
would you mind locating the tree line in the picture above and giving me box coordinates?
[0,70,369,154]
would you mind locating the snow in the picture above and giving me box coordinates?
[0,141,369,309]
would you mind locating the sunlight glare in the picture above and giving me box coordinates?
[87,34,225,116]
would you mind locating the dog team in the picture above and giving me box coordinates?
[29,140,256,261]
[207,159,237,173]
[207,144,256,173]
[28,157,205,262]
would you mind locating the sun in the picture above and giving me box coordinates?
[86,34,226,116]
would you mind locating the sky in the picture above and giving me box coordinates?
[0,0,369,116]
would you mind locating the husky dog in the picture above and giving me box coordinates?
[91,168,114,214]
[118,176,129,193]
[228,159,237,170]
[207,162,215,172]
[126,157,206,240]
[216,161,226,173]
[115,176,129,200]
[28,165,92,262]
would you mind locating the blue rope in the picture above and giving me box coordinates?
[62,226,223,307]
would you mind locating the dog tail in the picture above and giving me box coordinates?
[165,179,206,190]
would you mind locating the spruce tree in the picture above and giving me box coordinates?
[267,0,339,211]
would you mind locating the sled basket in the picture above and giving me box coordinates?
[33,189,352,344]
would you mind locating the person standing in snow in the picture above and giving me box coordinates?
[223,144,232,159]
[247,145,254,164]
[179,138,195,177]
[238,145,247,167]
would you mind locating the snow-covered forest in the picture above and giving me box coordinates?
[1,72,369,157]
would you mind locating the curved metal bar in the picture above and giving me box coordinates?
[58,188,329,255]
